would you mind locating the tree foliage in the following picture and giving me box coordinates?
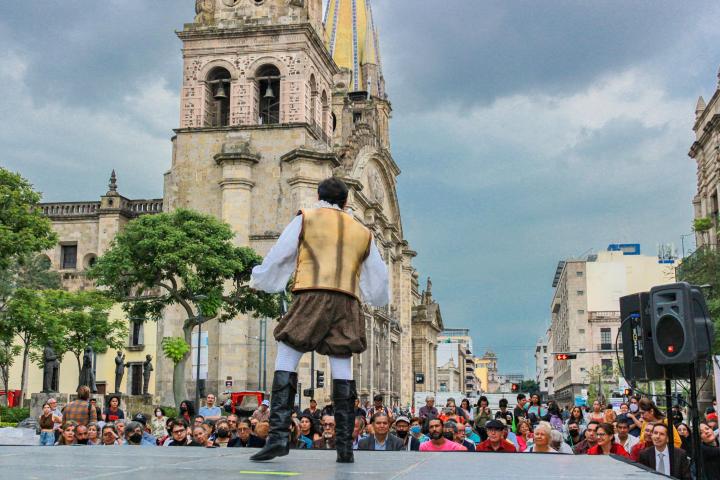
[676,247,720,353]
[162,337,191,365]
[0,168,57,270]
[89,208,280,405]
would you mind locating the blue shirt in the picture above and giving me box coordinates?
[198,406,222,418]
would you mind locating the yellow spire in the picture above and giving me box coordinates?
[324,0,383,94]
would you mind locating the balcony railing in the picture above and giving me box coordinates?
[597,343,621,351]
[588,311,621,322]
[41,202,101,218]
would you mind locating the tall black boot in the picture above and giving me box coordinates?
[250,371,297,462]
[333,379,357,463]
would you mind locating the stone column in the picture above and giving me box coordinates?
[281,148,340,211]
[214,149,259,246]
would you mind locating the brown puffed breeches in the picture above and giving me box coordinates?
[273,290,366,358]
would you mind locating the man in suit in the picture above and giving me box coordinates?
[358,413,405,451]
[638,423,691,480]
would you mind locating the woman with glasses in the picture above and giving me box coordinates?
[587,423,629,457]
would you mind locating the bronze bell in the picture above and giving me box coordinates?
[214,82,227,100]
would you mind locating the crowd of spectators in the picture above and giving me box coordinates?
[36,387,720,478]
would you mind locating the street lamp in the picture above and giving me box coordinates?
[192,295,208,410]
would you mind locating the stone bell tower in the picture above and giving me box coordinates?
[157,0,339,404]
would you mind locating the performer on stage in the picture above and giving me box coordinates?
[249,177,389,463]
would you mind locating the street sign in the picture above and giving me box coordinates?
[415,373,425,384]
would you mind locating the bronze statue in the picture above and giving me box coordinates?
[42,342,59,393]
[114,351,127,394]
[143,354,153,396]
[79,346,97,393]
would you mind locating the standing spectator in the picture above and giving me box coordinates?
[75,424,90,445]
[38,403,58,446]
[151,407,168,438]
[252,400,271,423]
[626,396,642,437]
[677,422,692,453]
[638,398,681,448]
[603,407,617,425]
[526,394,546,427]
[229,419,265,447]
[473,396,493,431]
[47,398,64,443]
[513,394,527,424]
[101,424,120,446]
[179,400,195,424]
[476,420,516,452]
[565,406,586,434]
[546,403,563,431]
[394,416,420,451]
[313,415,337,449]
[671,405,684,426]
[89,398,103,423]
[495,398,514,427]
[62,386,98,426]
[168,420,192,446]
[198,394,222,421]
[440,405,465,425]
[87,423,100,445]
[587,423,629,457]
[525,422,556,453]
[459,399,473,421]
[303,399,322,423]
[638,423,691,479]
[587,401,604,423]
[358,413,404,450]
[699,421,720,479]
[573,420,599,454]
[103,395,124,423]
[615,417,638,453]
[418,396,438,421]
[56,421,77,446]
[366,394,392,422]
[629,422,654,461]
[419,418,467,451]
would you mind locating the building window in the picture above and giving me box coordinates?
[578,329,585,334]
[206,67,231,127]
[257,64,281,125]
[353,111,362,123]
[543,358,547,365]
[600,328,612,350]
[576,290,584,296]
[130,321,144,348]
[576,271,584,277]
[308,74,317,125]
[61,244,77,270]
[128,363,143,396]
[577,309,585,314]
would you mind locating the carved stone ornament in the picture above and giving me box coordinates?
[222,0,240,6]
[195,0,215,25]
[370,169,385,204]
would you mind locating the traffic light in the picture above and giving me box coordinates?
[511,383,519,392]
[555,353,577,361]
[316,370,325,388]
[415,373,425,385]
[650,283,714,366]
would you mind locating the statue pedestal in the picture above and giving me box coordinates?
[30,392,70,419]
[124,395,156,418]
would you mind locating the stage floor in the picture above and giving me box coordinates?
[0,446,661,479]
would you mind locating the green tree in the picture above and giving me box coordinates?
[49,290,126,379]
[676,247,720,352]
[519,380,540,395]
[90,209,279,406]
[1,289,64,400]
[0,333,21,406]
[0,168,57,271]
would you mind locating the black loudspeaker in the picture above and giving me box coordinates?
[650,283,714,367]
[620,292,664,381]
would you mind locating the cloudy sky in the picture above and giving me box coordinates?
[2,1,719,375]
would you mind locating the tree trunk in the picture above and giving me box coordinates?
[19,342,29,403]
[0,366,9,407]
[172,326,193,408]
[75,354,82,390]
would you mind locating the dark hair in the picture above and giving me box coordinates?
[587,420,600,429]
[354,416,366,428]
[616,417,632,426]
[174,417,189,428]
[499,398,508,408]
[597,422,615,437]
[180,400,196,417]
[192,415,205,424]
[638,398,664,419]
[652,422,669,435]
[477,396,488,408]
[373,394,383,402]
[371,412,389,424]
[461,398,471,409]
[155,407,165,416]
[106,395,121,407]
[517,393,526,401]
[318,177,349,207]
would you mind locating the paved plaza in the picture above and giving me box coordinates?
[0,446,661,480]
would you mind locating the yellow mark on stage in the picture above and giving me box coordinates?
[238,471,300,477]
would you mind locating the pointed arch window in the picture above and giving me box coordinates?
[206,67,231,127]
[257,65,281,125]
[309,74,318,127]
[321,90,329,138]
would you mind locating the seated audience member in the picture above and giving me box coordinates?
[638,423,691,480]
[698,421,720,479]
[587,423,629,457]
[638,398,681,448]
[124,421,149,447]
[313,415,337,449]
[615,417,638,453]
[394,416,420,451]
[229,419,266,448]
[291,418,312,449]
[101,424,120,446]
[168,420,192,446]
[573,421,599,454]
[358,413,405,451]
[476,420,516,452]
[419,418,467,451]
[190,425,212,447]
[410,417,429,444]
[56,421,78,446]
[352,416,367,450]
[550,429,574,454]
[75,424,90,445]
[525,421,556,453]
[213,418,233,447]
[629,422,655,462]
[254,421,270,442]
[565,420,582,448]
[516,419,532,452]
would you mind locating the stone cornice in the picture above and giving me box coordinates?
[218,178,255,189]
[250,233,281,241]
[689,114,720,158]
[177,23,339,75]
[214,151,260,166]
[281,148,340,166]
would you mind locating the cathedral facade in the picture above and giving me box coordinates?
[32,0,435,408]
